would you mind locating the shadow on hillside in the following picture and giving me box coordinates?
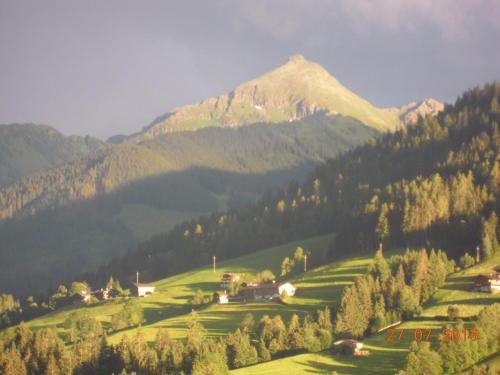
[297,359,347,373]
[430,297,498,307]
[296,274,364,286]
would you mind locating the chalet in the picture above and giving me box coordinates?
[220,273,240,286]
[472,274,491,292]
[333,339,368,356]
[490,266,500,293]
[93,288,110,301]
[134,283,155,297]
[238,282,296,301]
[77,291,91,303]
[213,291,229,304]
[279,282,296,297]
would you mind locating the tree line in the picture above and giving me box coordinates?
[398,304,500,375]
[0,306,335,375]
[335,248,454,337]
[82,82,499,296]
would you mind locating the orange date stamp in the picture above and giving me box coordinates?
[386,327,479,343]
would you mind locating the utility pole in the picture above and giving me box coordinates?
[304,254,307,272]
[476,245,481,264]
[379,242,383,256]
[136,271,139,285]
[213,255,216,273]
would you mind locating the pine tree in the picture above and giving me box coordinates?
[287,314,304,350]
[257,340,271,362]
[225,329,258,369]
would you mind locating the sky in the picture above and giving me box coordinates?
[1,1,499,139]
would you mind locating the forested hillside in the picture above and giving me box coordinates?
[0,123,105,186]
[0,115,377,296]
[92,83,500,289]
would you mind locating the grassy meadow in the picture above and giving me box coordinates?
[229,252,500,374]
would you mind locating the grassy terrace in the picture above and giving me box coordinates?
[15,241,500,374]
[231,252,500,374]
[23,233,372,344]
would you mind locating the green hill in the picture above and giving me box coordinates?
[123,55,399,142]
[0,123,105,186]
[0,116,378,296]
[231,252,500,375]
[23,234,336,340]
[89,82,499,304]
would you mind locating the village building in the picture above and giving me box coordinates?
[238,282,296,301]
[472,266,500,293]
[278,282,296,297]
[333,339,369,356]
[134,272,155,297]
[220,273,240,287]
[77,291,91,303]
[490,266,500,293]
[134,283,155,297]
[472,274,491,292]
[213,291,229,304]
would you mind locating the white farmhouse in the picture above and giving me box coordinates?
[278,282,296,297]
[135,283,155,297]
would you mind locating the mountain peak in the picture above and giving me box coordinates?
[287,54,306,63]
[122,56,400,142]
[384,98,445,126]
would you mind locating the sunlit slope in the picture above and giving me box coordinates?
[231,253,500,375]
[22,233,377,346]
[129,55,399,141]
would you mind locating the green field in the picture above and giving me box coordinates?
[421,253,500,318]
[25,233,364,342]
[230,253,500,374]
[15,241,500,374]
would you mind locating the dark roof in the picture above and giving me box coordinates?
[473,274,491,286]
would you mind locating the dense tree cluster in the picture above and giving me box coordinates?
[0,294,21,329]
[398,304,500,375]
[110,300,144,332]
[335,248,454,337]
[84,83,499,292]
[0,307,334,375]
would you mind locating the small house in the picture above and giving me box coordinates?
[213,291,229,304]
[220,273,240,287]
[77,291,91,303]
[239,283,279,301]
[238,282,296,301]
[278,282,296,297]
[135,283,155,297]
[472,275,491,292]
[94,288,110,301]
[333,339,368,355]
[490,267,500,293]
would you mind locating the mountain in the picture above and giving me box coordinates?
[0,115,378,295]
[0,123,105,186]
[91,83,499,294]
[384,98,444,126]
[0,56,442,296]
[116,55,400,142]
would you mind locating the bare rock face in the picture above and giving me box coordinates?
[389,98,445,126]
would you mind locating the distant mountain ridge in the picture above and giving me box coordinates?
[0,55,446,296]
[384,98,445,126]
[0,123,105,186]
[113,55,401,143]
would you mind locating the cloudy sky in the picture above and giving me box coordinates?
[1,0,499,139]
